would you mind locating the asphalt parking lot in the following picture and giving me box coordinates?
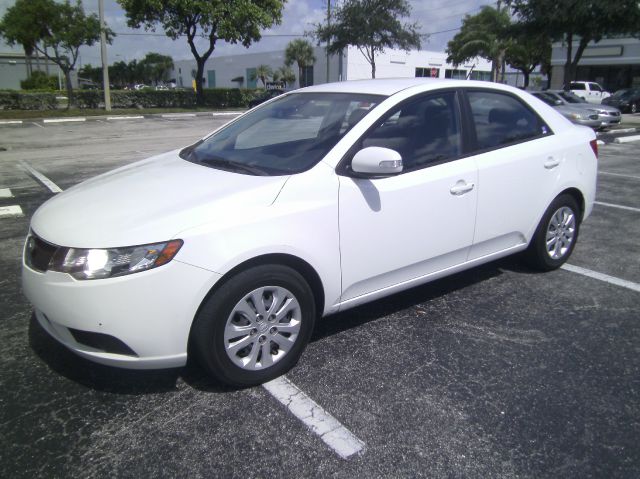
[1,116,639,478]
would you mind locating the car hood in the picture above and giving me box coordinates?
[554,105,595,116]
[31,150,289,248]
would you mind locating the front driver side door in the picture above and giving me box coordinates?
[337,91,478,306]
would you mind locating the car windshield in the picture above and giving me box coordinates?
[181,92,384,176]
[533,93,558,107]
[611,89,630,98]
[557,91,586,104]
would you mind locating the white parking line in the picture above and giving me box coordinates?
[562,264,640,293]
[31,122,45,129]
[263,376,365,459]
[43,117,86,123]
[107,115,144,120]
[606,128,638,135]
[212,112,244,116]
[0,205,24,218]
[0,120,22,125]
[0,188,13,198]
[18,160,63,193]
[599,171,640,180]
[613,134,640,144]
[594,201,640,213]
[161,113,197,118]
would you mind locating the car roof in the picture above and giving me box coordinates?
[297,78,524,97]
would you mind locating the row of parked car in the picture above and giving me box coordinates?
[531,81,640,130]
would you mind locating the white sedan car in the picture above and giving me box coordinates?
[23,79,598,386]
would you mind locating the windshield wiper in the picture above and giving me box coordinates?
[199,157,268,176]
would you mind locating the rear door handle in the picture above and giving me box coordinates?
[450,180,475,196]
[544,157,560,169]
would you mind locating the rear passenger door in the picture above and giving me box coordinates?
[462,89,558,260]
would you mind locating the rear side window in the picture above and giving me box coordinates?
[467,91,548,151]
[589,83,602,92]
[570,83,586,91]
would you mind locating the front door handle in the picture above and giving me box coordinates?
[544,157,560,169]
[450,180,475,196]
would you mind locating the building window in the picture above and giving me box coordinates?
[469,70,491,81]
[300,65,314,87]
[445,69,467,79]
[415,67,440,78]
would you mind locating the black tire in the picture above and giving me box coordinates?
[191,264,316,387]
[524,194,581,271]
[631,102,638,114]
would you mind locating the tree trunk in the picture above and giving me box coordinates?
[523,70,530,88]
[371,59,376,79]
[63,68,74,109]
[195,58,206,105]
[570,38,589,82]
[562,32,574,90]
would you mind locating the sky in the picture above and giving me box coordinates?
[0,0,495,67]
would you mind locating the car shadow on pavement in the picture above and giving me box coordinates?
[312,259,510,343]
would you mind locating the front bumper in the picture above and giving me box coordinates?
[23,252,221,369]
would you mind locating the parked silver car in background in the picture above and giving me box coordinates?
[532,92,601,129]
[545,90,621,128]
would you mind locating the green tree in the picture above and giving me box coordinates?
[508,0,640,88]
[254,64,273,88]
[315,0,421,79]
[20,70,59,90]
[504,26,551,88]
[284,39,316,87]
[0,0,113,106]
[139,52,174,85]
[118,0,285,104]
[79,64,103,84]
[273,66,295,88]
[446,6,511,83]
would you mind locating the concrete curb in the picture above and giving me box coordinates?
[0,110,246,125]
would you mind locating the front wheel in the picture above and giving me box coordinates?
[192,264,316,387]
[524,194,581,271]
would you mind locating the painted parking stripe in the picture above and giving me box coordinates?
[19,160,63,193]
[31,122,45,129]
[594,201,640,213]
[0,188,13,198]
[613,134,640,144]
[263,376,365,459]
[107,115,144,120]
[43,117,86,123]
[599,171,640,180]
[606,128,638,135]
[212,112,244,116]
[0,205,23,218]
[0,120,22,125]
[562,264,640,293]
[161,113,197,118]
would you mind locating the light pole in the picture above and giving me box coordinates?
[326,0,330,83]
[99,0,111,111]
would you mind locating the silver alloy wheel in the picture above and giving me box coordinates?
[545,206,576,260]
[224,286,301,371]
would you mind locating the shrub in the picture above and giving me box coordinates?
[0,91,58,110]
[20,71,59,91]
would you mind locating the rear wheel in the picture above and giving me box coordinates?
[524,194,580,271]
[192,264,316,387]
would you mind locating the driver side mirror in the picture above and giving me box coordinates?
[351,147,403,176]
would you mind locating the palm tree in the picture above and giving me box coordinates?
[273,66,296,88]
[254,64,273,88]
[284,39,316,88]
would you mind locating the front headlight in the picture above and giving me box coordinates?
[49,240,183,280]
[569,113,582,120]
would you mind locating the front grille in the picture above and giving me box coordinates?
[25,235,58,272]
[611,111,621,117]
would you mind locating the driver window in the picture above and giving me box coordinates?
[358,92,461,172]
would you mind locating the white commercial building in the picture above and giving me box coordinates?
[171,46,492,90]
